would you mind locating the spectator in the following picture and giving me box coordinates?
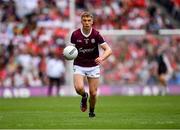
[46,51,65,96]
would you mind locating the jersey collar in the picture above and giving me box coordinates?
[80,27,92,37]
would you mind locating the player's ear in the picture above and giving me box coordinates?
[91,19,94,25]
[81,19,84,24]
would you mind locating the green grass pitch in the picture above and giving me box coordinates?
[0,95,180,129]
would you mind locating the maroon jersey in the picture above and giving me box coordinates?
[71,28,105,67]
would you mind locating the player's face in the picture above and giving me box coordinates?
[81,16,93,30]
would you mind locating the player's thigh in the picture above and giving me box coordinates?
[73,74,84,89]
[87,77,99,96]
[49,77,54,86]
[159,74,166,82]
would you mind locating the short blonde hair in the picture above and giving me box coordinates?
[81,11,93,19]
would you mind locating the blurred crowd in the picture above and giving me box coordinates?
[157,0,180,21]
[75,0,179,32]
[102,35,180,86]
[0,0,69,87]
[0,0,179,88]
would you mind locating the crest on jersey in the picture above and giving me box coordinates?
[84,38,89,44]
[91,38,95,43]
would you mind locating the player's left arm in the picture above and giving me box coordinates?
[95,43,112,65]
[164,55,173,74]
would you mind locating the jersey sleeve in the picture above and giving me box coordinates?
[70,32,76,44]
[96,32,105,45]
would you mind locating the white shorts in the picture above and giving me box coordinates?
[73,65,100,78]
[164,73,172,81]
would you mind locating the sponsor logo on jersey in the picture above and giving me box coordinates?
[79,47,95,53]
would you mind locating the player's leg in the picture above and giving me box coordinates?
[74,74,88,112]
[74,74,85,95]
[159,74,168,95]
[56,78,61,96]
[47,77,53,96]
[87,77,99,117]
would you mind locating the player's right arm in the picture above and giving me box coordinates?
[70,31,76,46]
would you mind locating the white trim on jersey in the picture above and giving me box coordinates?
[80,27,92,37]
[100,42,107,46]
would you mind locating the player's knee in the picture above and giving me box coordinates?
[89,91,97,97]
[75,85,84,94]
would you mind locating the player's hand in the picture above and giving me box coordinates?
[95,57,103,65]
